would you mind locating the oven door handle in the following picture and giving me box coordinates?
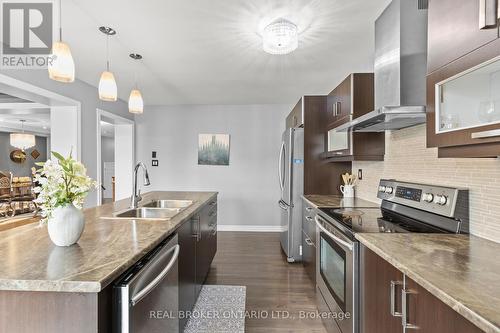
[130,244,180,306]
[314,215,353,251]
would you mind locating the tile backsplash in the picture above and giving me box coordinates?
[353,124,500,243]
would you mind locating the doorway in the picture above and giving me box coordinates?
[0,74,80,229]
[96,109,134,205]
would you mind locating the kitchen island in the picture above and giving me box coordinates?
[0,191,218,333]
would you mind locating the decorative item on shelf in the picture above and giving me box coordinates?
[48,0,75,82]
[30,149,40,160]
[10,120,35,151]
[198,134,230,166]
[98,26,118,101]
[262,18,299,55]
[9,150,27,164]
[34,151,97,246]
[340,173,357,198]
[128,53,144,114]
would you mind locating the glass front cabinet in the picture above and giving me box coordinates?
[426,0,500,158]
[427,54,500,157]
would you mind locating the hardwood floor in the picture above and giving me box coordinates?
[205,232,327,333]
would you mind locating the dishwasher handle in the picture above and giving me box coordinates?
[130,244,180,306]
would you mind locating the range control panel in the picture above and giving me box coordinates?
[377,179,468,218]
[395,186,422,202]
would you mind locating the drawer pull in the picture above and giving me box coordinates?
[305,207,313,212]
[479,0,498,29]
[471,129,500,139]
[305,216,313,222]
[390,280,403,317]
[304,237,314,246]
[402,288,419,330]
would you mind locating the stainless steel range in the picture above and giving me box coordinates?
[314,179,469,333]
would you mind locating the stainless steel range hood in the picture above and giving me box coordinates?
[336,0,428,132]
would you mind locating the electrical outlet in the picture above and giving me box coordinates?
[358,169,363,180]
[152,160,159,167]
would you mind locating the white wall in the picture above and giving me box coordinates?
[0,70,133,207]
[135,104,290,229]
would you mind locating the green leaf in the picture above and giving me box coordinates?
[35,162,45,166]
[51,151,65,162]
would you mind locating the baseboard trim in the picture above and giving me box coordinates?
[217,225,285,232]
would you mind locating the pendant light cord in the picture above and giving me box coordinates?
[59,0,63,41]
[106,35,110,71]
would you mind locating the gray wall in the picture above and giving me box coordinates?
[0,70,133,207]
[0,132,47,176]
[135,104,290,228]
[101,136,115,163]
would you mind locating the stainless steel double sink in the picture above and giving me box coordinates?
[107,199,194,220]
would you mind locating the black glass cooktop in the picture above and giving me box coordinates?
[318,207,447,234]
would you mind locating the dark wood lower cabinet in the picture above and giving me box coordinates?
[360,246,403,333]
[178,217,197,331]
[405,276,483,333]
[180,198,218,332]
[361,245,485,333]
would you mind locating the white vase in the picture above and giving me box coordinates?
[47,204,85,246]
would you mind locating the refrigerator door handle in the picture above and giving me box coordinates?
[278,141,285,193]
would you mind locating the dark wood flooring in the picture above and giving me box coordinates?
[205,232,327,333]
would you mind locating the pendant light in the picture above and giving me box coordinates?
[10,120,36,151]
[128,53,144,114]
[48,0,75,82]
[98,26,118,101]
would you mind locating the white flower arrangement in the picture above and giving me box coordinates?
[34,151,97,223]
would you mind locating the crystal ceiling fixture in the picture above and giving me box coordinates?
[128,53,144,114]
[48,0,75,82]
[98,26,118,102]
[10,120,36,151]
[262,19,299,55]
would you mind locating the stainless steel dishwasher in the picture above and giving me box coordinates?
[114,234,180,333]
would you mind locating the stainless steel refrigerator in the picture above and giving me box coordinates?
[278,127,304,262]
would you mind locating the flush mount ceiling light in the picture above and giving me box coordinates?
[10,120,35,151]
[48,0,75,82]
[98,26,118,102]
[262,19,299,55]
[128,53,144,114]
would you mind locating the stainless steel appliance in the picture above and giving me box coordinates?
[315,179,469,333]
[278,127,304,262]
[334,0,428,133]
[114,234,180,333]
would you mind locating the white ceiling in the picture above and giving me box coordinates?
[0,109,51,135]
[65,0,390,105]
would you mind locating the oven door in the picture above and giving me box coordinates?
[315,215,357,333]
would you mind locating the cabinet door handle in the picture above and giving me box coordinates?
[305,216,313,222]
[390,281,403,317]
[304,237,314,246]
[471,129,500,139]
[479,0,498,29]
[402,288,419,330]
[305,207,313,212]
[336,102,341,115]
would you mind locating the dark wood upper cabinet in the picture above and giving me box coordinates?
[299,96,351,195]
[360,246,404,333]
[426,0,500,157]
[323,73,385,162]
[427,0,499,74]
[286,99,304,128]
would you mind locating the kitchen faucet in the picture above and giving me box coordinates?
[130,162,151,208]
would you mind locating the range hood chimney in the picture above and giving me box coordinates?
[335,0,428,132]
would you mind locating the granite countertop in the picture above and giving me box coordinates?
[356,233,500,333]
[0,191,217,293]
[303,194,379,209]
